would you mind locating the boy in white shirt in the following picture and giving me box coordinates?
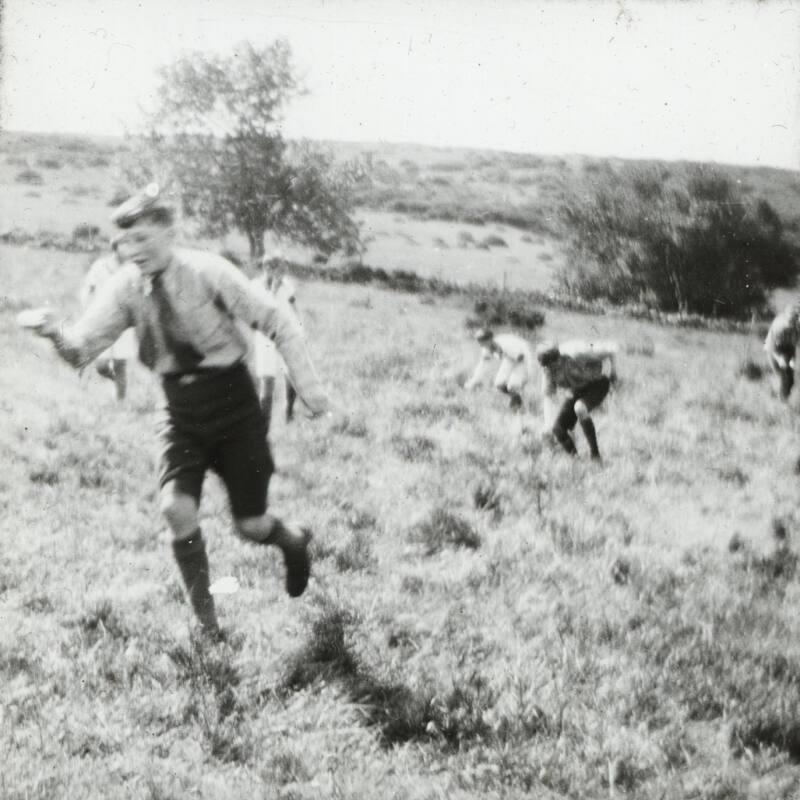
[764,302,800,400]
[465,328,534,410]
[251,251,300,429]
[79,242,137,401]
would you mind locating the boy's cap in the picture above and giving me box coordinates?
[111,183,173,229]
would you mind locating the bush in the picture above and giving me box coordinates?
[558,164,800,319]
[480,234,508,248]
[72,223,101,241]
[468,288,546,332]
[36,157,62,169]
[15,169,43,185]
[458,231,476,248]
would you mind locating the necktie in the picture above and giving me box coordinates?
[138,273,204,372]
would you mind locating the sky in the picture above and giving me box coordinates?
[2,0,799,169]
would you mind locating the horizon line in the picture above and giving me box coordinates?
[2,127,797,175]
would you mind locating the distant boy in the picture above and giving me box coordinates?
[764,302,800,400]
[250,251,300,429]
[536,340,618,460]
[465,328,534,410]
[80,242,137,401]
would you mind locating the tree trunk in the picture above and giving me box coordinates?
[665,244,688,316]
[247,228,266,261]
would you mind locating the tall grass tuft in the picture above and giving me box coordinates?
[409,508,481,554]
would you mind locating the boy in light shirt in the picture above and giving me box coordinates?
[465,328,535,411]
[79,241,138,401]
[250,251,300,429]
[764,302,800,400]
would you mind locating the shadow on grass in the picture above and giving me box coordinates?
[279,598,549,750]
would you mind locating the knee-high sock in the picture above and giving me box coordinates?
[172,531,218,633]
[553,425,577,455]
[285,380,297,422]
[260,376,276,434]
[580,418,600,459]
[780,368,794,400]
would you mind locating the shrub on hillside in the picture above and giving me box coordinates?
[467,289,546,332]
[558,164,799,319]
[15,169,43,185]
[480,234,508,248]
[72,223,101,242]
[457,230,476,248]
[36,157,62,169]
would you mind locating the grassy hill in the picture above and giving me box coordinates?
[3,132,800,798]
[2,130,798,300]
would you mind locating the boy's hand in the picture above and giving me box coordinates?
[17,307,58,338]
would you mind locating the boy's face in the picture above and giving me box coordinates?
[118,219,173,275]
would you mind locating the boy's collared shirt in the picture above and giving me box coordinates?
[62,248,328,413]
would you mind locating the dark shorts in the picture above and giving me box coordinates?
[157,362,272,519]
[555,376,610,431]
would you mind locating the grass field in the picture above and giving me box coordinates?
[4,134,800,798]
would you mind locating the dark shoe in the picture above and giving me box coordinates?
[279,523,312,597]
[553,426,578,456]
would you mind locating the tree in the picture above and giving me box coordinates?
[124,40,367,260]
[558,164,799,319]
